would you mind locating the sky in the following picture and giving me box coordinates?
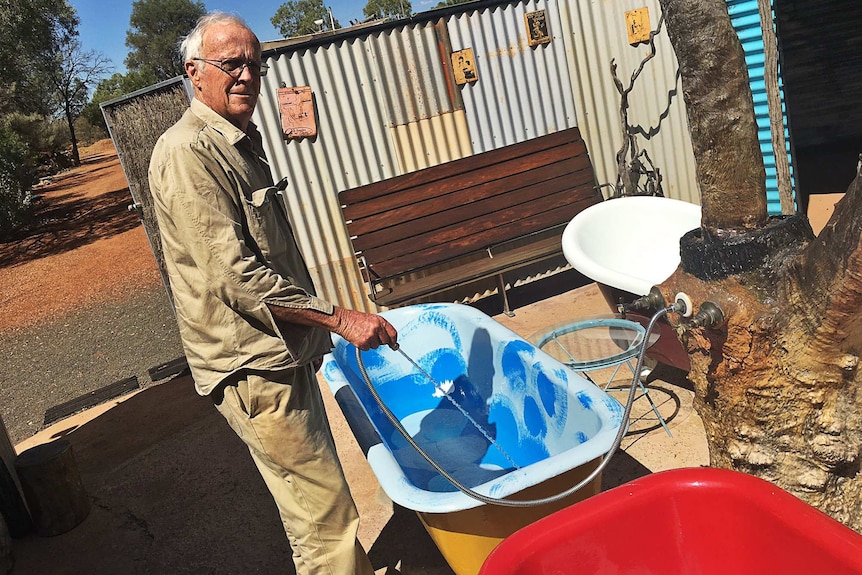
[68,0,368,74]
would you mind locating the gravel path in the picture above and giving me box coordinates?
[0,140,190,446]
[0,286,184,444]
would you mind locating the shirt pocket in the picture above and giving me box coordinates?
[242,186,290,263]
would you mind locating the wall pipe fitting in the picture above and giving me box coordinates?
[619,287,695,320]
[686,301,725,329]
[618,286,667,318]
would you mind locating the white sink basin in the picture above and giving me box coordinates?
[562,196,702,296]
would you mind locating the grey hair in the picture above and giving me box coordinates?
[179,11,252,62]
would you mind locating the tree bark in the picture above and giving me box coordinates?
[15,440,90,537]
[660,0,768,235]
[662,171,862,530]
[758,0,794,214]
[65,106,81,166]
[657,0,862,531]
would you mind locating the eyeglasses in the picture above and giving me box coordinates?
[192,57,269,78]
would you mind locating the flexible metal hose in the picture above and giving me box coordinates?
[354,305,673,508]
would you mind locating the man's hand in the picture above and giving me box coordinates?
[332,307,398,351]
[267,303,398,352]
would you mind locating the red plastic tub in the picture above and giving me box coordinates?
[480,467,862,575]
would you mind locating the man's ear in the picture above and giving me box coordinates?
[186,61,201,89]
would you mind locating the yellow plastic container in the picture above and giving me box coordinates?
[418,459,602,575]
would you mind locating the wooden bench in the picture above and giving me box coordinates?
[338,127,603,315]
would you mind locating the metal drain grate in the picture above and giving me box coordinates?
[147,357,189,382]
[43,376,140,426]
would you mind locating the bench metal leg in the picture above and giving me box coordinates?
[495,274,515,317]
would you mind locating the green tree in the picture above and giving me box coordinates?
[434,0,474,7]
[272,0,340,38]
[0,126,35,237]
[125,0,205,80]
[72,114,108,146]
[0,0,79,115]
[5,113,69,162]
[0,0,79,234]
[363,0,412,20]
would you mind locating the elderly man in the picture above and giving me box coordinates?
[148,11,396,575]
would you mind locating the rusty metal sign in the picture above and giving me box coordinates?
[278,85,316,140]
[451,48,478,85]
[524,10,551,47]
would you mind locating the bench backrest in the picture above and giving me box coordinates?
[339,127,601,281]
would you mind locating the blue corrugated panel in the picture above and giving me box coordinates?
[726,0,796,214]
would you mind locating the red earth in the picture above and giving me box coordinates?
[0,139,163,332]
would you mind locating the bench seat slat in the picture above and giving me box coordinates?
[370,235,565,307]
[346,153,593,237]
[364,193,599,279]
[351,167,597,253]
[340,129,581,205]
[341,140,589,222]
[359,182,598,270]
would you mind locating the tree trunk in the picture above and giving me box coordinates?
[757,0,795,214]
[660,0,768,235]
[657,0,862,531]
[65,106,80,166]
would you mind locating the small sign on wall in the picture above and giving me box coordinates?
[451,48,478,85]
[278,85,316,140]
[625,7,652,45]
[524,10,551,46]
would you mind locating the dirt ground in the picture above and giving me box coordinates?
[0,140,185,444]
[0,140,162,332]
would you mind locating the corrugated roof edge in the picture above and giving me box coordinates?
[261,0,515,56]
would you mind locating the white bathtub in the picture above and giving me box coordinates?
[321,303,624,575]
[321,303,623,513]
[562,196,702,296]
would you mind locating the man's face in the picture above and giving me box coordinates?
[187,23,262,130]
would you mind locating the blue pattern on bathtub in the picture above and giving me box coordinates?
[576,390,594,410]
[536,370,559,418]
[326,303,621,495]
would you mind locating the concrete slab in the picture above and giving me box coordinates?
[7,282,708,575]
[807,192,845,236]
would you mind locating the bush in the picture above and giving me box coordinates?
[0,128,36,238]
[6,113,67,159]
[73,115,109,147]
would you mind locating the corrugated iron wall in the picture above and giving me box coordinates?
[446,0,578,149]
[254,0,705,311]
[257,40,389,313]
[563,0,699,202]
[255,22,478,313]
[726,0,796,215]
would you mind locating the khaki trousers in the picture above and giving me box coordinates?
[213,366,374,575]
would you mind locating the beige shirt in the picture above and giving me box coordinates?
[149,98,334,396]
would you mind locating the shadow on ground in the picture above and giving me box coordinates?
[7,368,651,574]
[0,154,138,267]
[8,374,453,575]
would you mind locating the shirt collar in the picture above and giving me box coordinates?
[189,98,259,146]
